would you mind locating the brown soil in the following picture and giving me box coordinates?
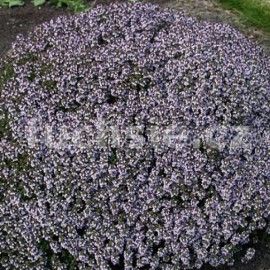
[0,1,270,270]
[0,1,71,58]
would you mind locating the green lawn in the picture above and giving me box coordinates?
[215,0,270,32]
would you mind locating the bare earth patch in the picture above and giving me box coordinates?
[0,2,72,58]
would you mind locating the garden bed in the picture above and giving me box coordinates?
[0,1,269,269]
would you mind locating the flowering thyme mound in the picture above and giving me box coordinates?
[1,2,270,270]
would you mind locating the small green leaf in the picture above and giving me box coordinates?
[11,0,25,7]
[1,0,25,7]
[32,0,46,6]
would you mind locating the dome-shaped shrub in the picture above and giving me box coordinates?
[0,2,270,269]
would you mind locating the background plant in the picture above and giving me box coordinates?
[0,0,91,12]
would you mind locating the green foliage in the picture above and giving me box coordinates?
[0,63,15,95]
[0,0,90,12]
[0,0,24,7]
[215,0,270,32]
[17,53,39,66]
[37,239,78,269]
[48,0,90,12]
[42,80,57,89]
[0,109,11,138]
[0,64,15,142]
[108,148,117,165]
[38,239,54,268]
[33,0,46,6]
[59,249,78,270]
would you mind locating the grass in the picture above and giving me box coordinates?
[215,0,270,32]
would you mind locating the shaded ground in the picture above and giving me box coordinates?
[0,1,73,58]
[0,1,270,270]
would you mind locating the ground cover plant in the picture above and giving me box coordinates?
[0,2,270,269]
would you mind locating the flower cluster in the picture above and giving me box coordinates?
[0,2,270,269]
